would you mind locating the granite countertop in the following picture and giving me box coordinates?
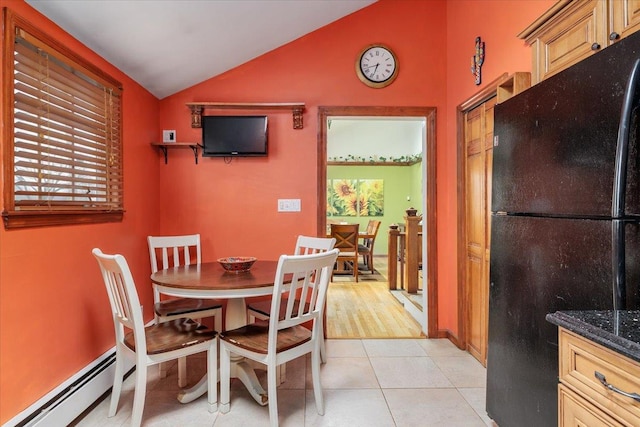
[546,310,640,364]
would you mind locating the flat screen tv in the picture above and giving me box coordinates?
[201,115,268,157]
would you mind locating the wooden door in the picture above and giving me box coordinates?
[463,97,495,366]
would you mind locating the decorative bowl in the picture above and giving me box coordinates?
[217,256,257,273]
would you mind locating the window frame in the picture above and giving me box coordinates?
[2,8,124,229]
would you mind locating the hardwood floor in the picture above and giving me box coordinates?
[326,256,424,339]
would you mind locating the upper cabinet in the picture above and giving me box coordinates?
[520,0,640,84]
[612,0,640,41]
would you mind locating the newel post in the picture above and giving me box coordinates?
[404,209,421,294]
[387,224,400,290]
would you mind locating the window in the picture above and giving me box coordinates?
[2,9,123,229]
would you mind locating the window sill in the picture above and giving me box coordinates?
[2,210,124,229]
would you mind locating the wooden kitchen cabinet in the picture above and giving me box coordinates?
[520,0,640,84]
[611,0,640,42]
[558,328,640,426]
[559,384,624,427]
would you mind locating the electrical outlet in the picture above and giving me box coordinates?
[278,199,301,212]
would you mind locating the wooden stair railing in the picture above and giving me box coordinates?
[387,212,422,293]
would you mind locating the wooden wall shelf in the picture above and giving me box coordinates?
[185,102,305,129]
[151,142,200,164]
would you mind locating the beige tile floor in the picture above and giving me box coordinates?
[71,338,493,427]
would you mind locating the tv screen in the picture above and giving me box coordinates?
[201,115,268,157]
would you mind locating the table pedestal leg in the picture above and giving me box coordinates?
[177,297,268,406]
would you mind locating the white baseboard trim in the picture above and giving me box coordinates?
[2,346,134,427]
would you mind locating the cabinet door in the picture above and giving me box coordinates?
[611,0,640,42]
[532,0,608,83]
[559,385,625,427]
[560,329,640,426]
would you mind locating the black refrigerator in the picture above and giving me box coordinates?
[486,31,640,427]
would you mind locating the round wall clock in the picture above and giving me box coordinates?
[356,44,398,88]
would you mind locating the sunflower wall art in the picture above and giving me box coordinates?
[327,179,384,217]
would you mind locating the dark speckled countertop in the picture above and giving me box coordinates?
[546,310,640,363]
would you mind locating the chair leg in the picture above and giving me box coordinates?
[108,348,124,417]
[131,361,147,427]
[267,365,279,427]
[311,346,325,415]
[318,317,327,364]
[220,344,231,413]
[214,311,223,333]
[368,254,374,273]
[178,356,187,387]
[354,258,359,282]
[207,339,218,413]
[159,361,168,378]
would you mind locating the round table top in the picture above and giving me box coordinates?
[150,260,280,293]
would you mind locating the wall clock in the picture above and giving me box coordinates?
[356,44,398,88]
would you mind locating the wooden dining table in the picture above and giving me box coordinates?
[150,260,282,406]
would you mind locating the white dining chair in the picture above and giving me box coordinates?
[148,234,223,386]
[92,248,217,427]
[245,235,336,363]
[220,249,339,427]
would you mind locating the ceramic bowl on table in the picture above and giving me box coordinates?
[217,256,257,273]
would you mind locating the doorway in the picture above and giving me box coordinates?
[317,106,438,337]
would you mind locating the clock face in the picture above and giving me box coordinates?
[356,45,398,88]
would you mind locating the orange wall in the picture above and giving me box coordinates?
[0,0,559,423]
[156,0,448,261]
[442,0,555,333]
[157,0,554,336]
[0,1,161,423]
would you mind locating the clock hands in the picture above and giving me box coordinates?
[362,63,380,70]
[362,63,380,78]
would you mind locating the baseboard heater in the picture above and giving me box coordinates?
[3,347,134,427]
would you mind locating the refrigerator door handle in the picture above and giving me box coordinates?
[612,219,626,310]
[611,59,640,311]
[612,58,640,217]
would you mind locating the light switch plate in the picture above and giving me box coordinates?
[278,199,301,212]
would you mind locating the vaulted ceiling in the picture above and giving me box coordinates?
[25,0,376,99]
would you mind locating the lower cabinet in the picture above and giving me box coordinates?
[559,384,624,427]
[558,329,640,426]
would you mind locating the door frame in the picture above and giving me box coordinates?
[317,105,438,337]
[456,73,509,350]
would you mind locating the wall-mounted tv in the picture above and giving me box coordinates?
[201,115,268,157]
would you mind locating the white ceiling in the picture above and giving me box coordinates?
[25,0,376,99]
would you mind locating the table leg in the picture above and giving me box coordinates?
[177,297,268,406]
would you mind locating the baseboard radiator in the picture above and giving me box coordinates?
[3,347,134,427]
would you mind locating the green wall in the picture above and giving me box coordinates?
[327,163,423,256]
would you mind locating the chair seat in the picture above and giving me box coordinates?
[247,298,310,319]
[358,244,370,253]
[124,318,216,354]
[155,298,223,318]
[221,321,311,354]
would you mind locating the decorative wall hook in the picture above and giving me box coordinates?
[471,36,485,85]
